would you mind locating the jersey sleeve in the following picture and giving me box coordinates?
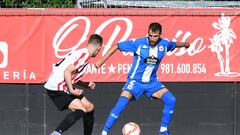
[167,40,176,52]
[117,39,139,53]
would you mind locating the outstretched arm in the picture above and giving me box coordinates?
[176,42,190,48]
[95,44,119,69]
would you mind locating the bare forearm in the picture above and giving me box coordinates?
[176,42,190,48]
[95,44,119,68]
[102,45,118,63]
[64,70,74,91]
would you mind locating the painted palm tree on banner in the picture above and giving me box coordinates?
[208,14,240,77]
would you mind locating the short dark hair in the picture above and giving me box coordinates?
[149,22,162,34]
[88,34,103,45]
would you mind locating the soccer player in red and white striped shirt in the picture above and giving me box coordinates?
[44,34,103,135]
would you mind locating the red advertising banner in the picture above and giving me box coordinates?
[0,8,240,83]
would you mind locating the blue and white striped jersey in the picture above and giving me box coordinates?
[118,37,176,83]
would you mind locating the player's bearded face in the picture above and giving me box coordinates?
[148,30,161,47]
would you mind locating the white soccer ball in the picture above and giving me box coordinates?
[122,122,141,135]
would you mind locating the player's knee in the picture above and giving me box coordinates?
[121,91,132,99]
[72,107,86,112]
[86,103,94,112]
[69,100,87,112]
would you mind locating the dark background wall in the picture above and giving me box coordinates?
[0,82,239,135]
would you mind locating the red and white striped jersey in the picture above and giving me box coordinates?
[44,48,91,92]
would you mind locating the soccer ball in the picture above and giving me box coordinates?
[122,122,141,135]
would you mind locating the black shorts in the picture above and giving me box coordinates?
[47,90,84,111]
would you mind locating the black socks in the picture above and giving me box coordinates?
[56,110,85,133]
[83,110,95,135]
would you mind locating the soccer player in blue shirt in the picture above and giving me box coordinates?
[95,22,190,135]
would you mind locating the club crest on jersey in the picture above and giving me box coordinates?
[144,56,159,65]
[159,45,164,52]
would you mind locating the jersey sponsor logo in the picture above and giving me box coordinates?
[144,56,159,65]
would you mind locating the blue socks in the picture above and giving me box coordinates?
[102,92,175,133]
[161,91,176,127]
[103,96,129,133]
